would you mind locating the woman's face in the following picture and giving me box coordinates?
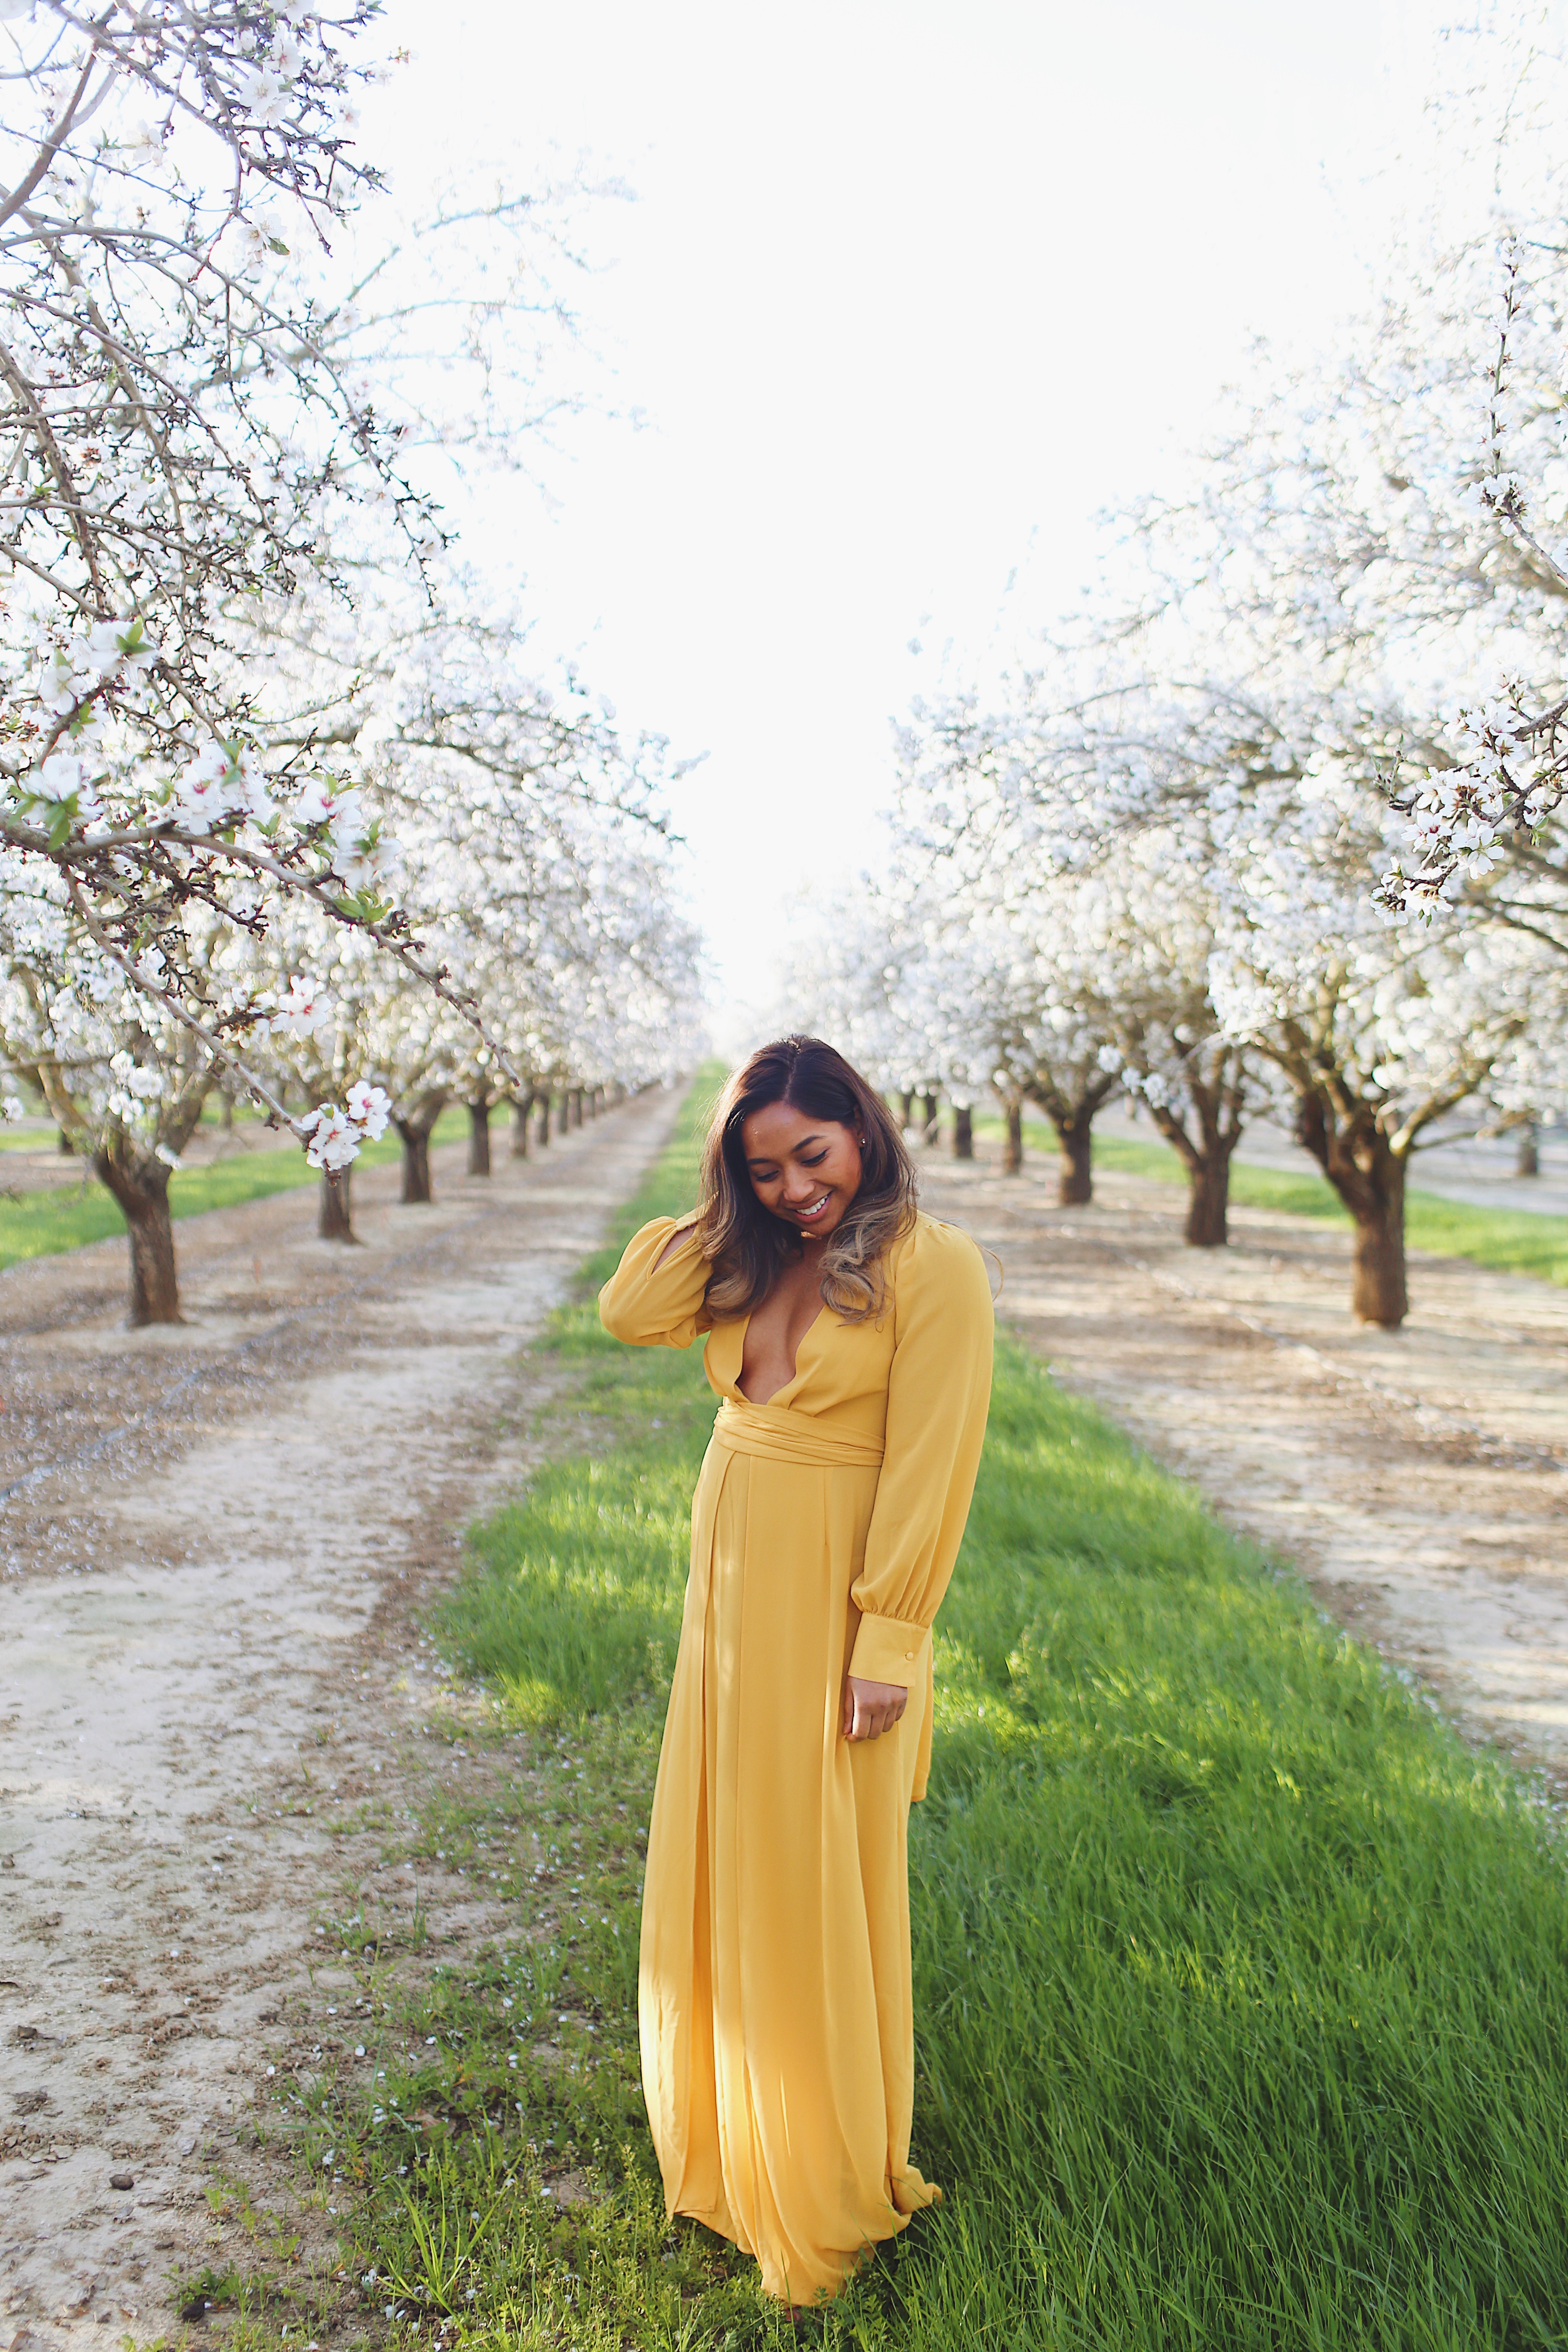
[740,1099,864,1241]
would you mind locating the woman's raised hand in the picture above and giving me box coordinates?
[840,1675,908,1743]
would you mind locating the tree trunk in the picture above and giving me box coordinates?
[318,1167,355,1242]
[219,1093,234,1133]
[93,1150,181,1326]
[468,1098,491,1177]
[899,1090,914,1128]
[1294,1094,1409,1326]
[1002,1101,1023,1176]
[1184,1159,1230,1247]
[537,1096,551,1145]
[588,1087,600,1119]
[398,1121,434,1204]
[570,1088,583,1129]
[1056,1117,1093,1206]
[922,1092,938,1144]
[953,1104,974,1161]
[57,1127,74,1156]
[511,1095,532,1158]
[1517,1122,1540,1178]
[1351,1193,1409,1326]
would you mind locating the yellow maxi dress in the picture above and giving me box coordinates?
[598,1211,994,2303]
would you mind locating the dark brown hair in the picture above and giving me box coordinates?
[694,1035,918,1324]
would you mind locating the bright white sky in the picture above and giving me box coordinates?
[366,0,1449,1043]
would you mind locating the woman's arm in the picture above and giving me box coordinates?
[847,1221,995,1692]
[654,1220,697,1269]
[598,1217,712,1348]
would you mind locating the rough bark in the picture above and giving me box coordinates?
[1055,1116,1093,1206]
[952,1104,974,1161]
[1026,1069,1118,1207]
[93,1148,181,1325]
[511,1094,532,1159]
[1350,1192,1409,1326]
[1294,1094,1409,1326]
[1183,1160,1230,1247]
[1002,1100,1024,1175]
[468,1098,492,1177]
[397,1121,435,1204]
[318,1167,355,1242]
[1517,1122,1540,1177]
[1144,1061,1247,1249]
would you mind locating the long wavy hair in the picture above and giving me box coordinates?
[694,1036,918,1325]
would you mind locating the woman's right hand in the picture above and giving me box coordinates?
[840,1674,908,1743]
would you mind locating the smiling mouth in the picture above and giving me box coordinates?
[792,1192,831,1222]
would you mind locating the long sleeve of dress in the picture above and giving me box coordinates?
[848,1219,994,1688]
[598,1216,713,1350]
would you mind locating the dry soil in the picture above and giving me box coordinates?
[0,1088,682,2352]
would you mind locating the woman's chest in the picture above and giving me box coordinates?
[738,1262,827,1405]
[708,1284,897,1417]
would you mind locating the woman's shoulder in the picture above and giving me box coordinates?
[602,1215,703,1295]
[613,1214,689,1264]
[888,1211,994,1304]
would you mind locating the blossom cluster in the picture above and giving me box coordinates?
[302,1083,391,1172]
[1382,693,1565,909]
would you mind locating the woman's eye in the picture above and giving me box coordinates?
[802,1153,827,1167]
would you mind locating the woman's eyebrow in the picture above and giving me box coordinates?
[745,1132,824,1168]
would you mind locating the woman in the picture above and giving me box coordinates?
[598,1035,995,2309]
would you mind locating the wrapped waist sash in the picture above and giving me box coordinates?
[712,1397,884,1470]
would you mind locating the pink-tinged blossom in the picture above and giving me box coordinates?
[270,976,335,1040]
[300,1081,389,1170]
[344,1081,391,1140]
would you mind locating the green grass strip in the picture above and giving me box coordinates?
[0,1107,469,1273]
[315,1074,1568,2348]
[972,1114,1568,1289]
[1089,1127,1568,1287]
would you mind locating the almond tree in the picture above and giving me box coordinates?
[891,593,1568,1318]
[1209,767,1561,1321]
[245,619,705,1226]
[0,6,674,1319]
[0,4,471,1314]
[1115,14,1568,986]
[1052,829,1261,1246]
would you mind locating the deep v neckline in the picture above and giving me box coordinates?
[736,1300,827,1408]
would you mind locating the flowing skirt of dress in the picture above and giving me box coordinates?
[638,1401,940,2305]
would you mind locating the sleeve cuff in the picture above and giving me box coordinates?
[849,1612,930,1687]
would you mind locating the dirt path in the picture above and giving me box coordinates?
[0,1090,681,2351]
[916,1141,1568,1772]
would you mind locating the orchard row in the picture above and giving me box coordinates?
[792,15,1568,1331]
[0,7,704,1327]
